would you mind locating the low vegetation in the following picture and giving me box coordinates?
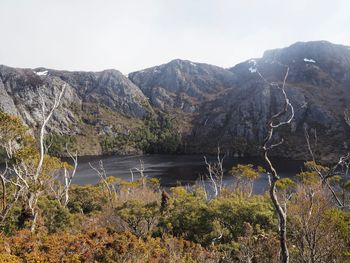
[101,112,181,154]
[1,90,350,262]
[1,164,350,262]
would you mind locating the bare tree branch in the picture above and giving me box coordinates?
[29,84,66,232]
[131,160,147,188]
[260,65,292,263]
[35,85,66,181]
[0,161,8,212]
[304,127,350,208]
[204,147,225,198]
[89,160,116,207]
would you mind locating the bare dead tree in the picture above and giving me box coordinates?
[289,185,344,263]
[130,169,135,182]
[3,85,66,232]
[0,162,24,223]
[63,147,78,207]
[257,64,294,263]
[27,85,66,232]
[49,145,78,207]
[0,85,66,229]
[131,160,147,188]
[0,115,25,222]
[204,147,225,198]
[89,160,116,206]
[304,127,350,208]
[0,162,8,212]
[35,85,66,180]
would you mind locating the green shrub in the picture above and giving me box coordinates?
[38,197,73,233]
[68,185,107,214]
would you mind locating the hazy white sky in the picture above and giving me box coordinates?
[0,0,349,74]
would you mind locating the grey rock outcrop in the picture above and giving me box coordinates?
[1,41,349,160]
[189,41,350,161]
[0,65,152,155]
[128,59,236,113]
[48,68,150,118]
[0,65,81,133]
[127,41,350,161]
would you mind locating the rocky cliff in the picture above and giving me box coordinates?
[1,41,349,161]
[129,41,350,161]
[0,65,152,155]
[201,41,350,161]
[128,59,235,113]
[128,59,236,134]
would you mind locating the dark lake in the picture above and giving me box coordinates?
[72,154,304,194]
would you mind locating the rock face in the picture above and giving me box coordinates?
[1,41,349,160]
[129,59,235,113]
[128,59,236,135]
[129,41,350,161]
[0,65,80,133]
[48,69,149,118]
[0,65,152,155]
[190,41,350,161]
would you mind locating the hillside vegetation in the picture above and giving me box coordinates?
[1,110,350,262]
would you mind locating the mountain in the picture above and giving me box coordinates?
[129,59,235,113]
[190,41,350,161]
[0,65,152,155]
[128,41,350,161]
[1,41,349,161]
[128,59,236,134]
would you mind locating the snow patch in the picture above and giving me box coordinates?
[304,58,316,63]
[34,70,48,76]
[248,59,257,73]
[190,62,197,67]
[249,67,257,73]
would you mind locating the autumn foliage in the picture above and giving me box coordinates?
[1,111,350,262]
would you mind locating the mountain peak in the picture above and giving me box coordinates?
[128,58,235,113]
[262,40,350,65]
[168,59,198,66]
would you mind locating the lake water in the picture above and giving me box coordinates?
[72,154,304,194]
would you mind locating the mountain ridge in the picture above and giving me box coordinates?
[1,40,349,161]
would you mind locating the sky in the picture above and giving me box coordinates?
[0,0,349,74]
